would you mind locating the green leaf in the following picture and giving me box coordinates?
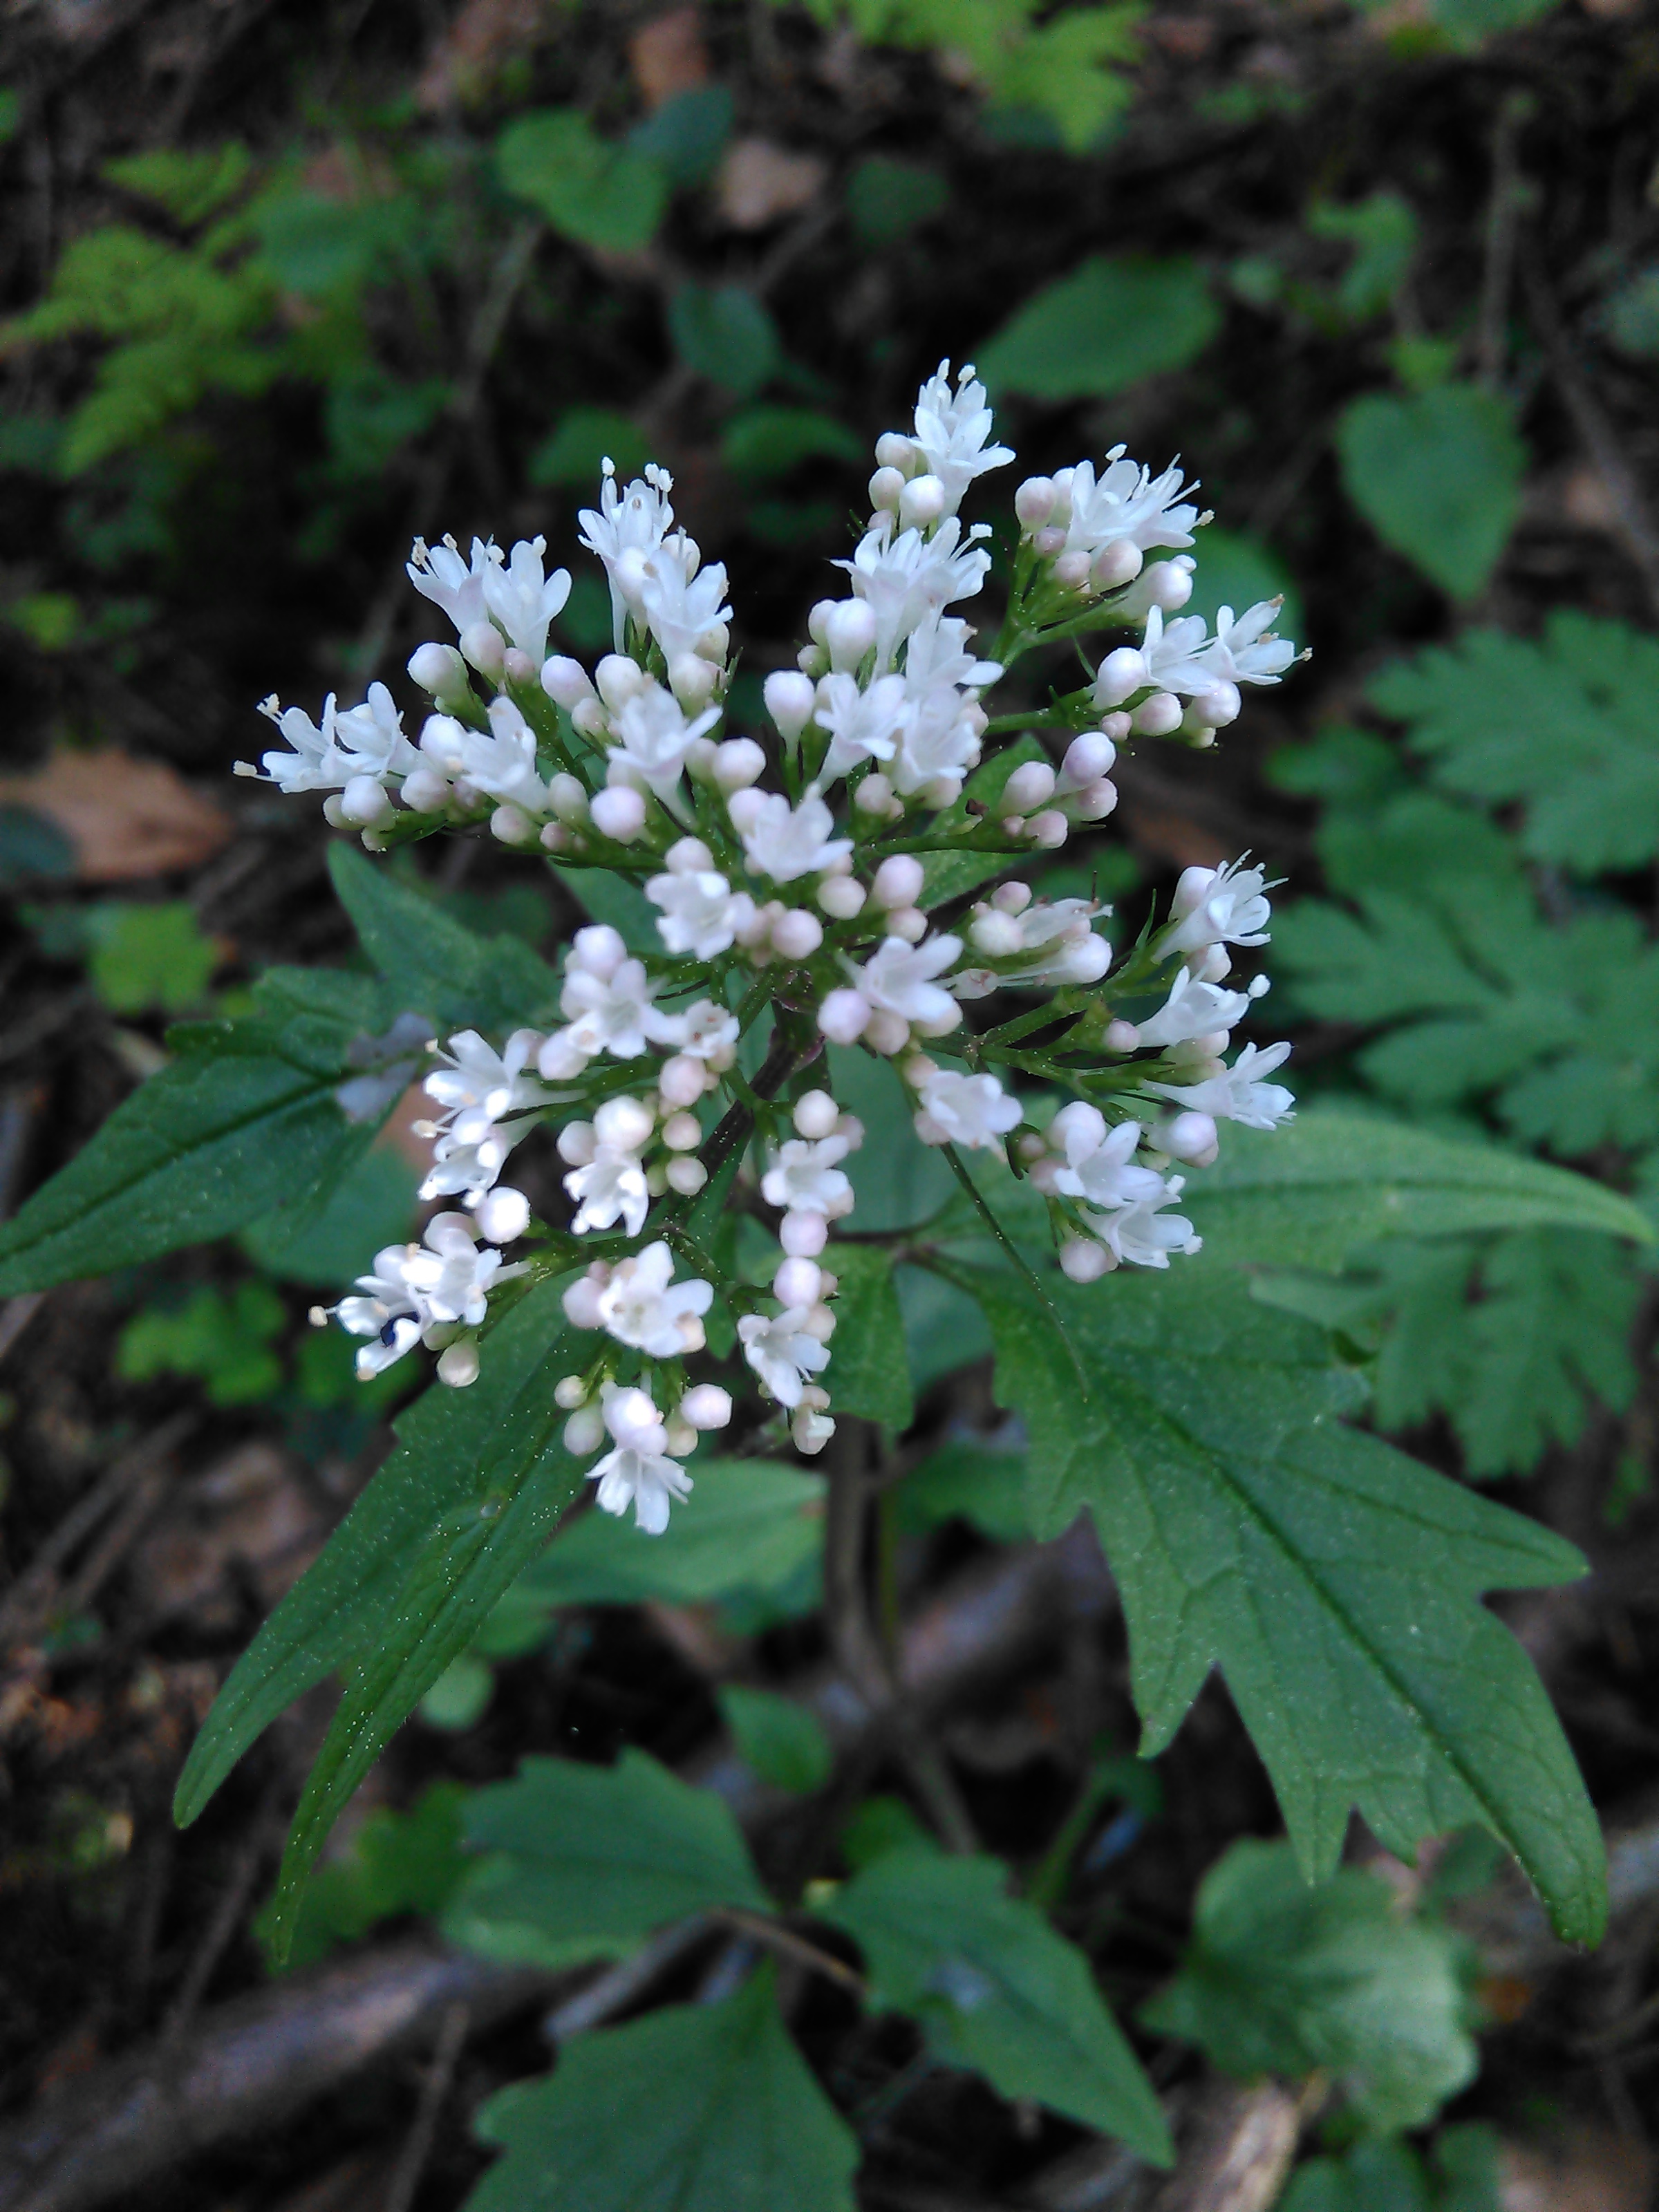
[1306,191,1418,324]
[1335,384,1524,599]
[1144,1839,1477,2131]
[973,1264,1606,1944]
[83,899,223,1013]
[516,1456,823,1611]
[896,1440,1029,1541]
[977,255,1219,402]
[824,1244,915,1429]
[173,1273,569,1828]
[826,1849,1172,2162]
[1181,525,1303,644]
[719,1686,833,1795]
[259,1779,470,1971]
[469,1974,859,2212]
[626,85,733,185]
[1184,1109,1653,1271]
[0,966,379,1295]
[1370,613,1659,874]
[846,155,948,245]
[451,1747,769,1968]
[668,283,780,397]
[328,843,559,1032]
[116,1280,285,1407]
[104,142,253,225]
[242,1142,417,1286]
[529,406,648,489]
[720,405,862,480]
[827,1047,954,1231]
[496,109,668,253]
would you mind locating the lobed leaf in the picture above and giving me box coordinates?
[823,1244,915,1428]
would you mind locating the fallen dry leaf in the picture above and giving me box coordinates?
[630,6,709,108]
[1501,2130,1653,2212]
[414,0,555,112]
[0,749,230,883]
[717,138,829,230]
[131,1441,324,1629]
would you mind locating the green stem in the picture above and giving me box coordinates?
[933,1145,1090,1401]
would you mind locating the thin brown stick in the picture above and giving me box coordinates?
[713,1908,866,1996]
[380,1999,469,2212]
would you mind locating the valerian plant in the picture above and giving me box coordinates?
[0,363,1645,2197]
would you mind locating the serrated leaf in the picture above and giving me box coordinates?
[824,1244,914,1428]
[0,966,379,1294]
[1335,383,1524,599]
[826,1849,1171,2162]
[1184,1109,1652,1271]
[174,1273,570,1828]
[971,1264,1606,1944]
[496,108,668,253]
[1144,1839,1476,2132]
[468,1974,858,2212]
[978,254,1219,402]
[1370,613,1659,873]
[719,1686,834,1795]
[328,843,559,1033]
[449,1747,769,1967]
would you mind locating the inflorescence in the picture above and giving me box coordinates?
[244,362,1302,1533]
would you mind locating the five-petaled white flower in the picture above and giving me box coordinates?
[761,1136,854,1218]
[1143,1040,1295,1129]
[853,934,964,1028]
[739,1308,831,1409]
[1165,858,1276,955]
[740,786,852,884]
[914,1069,1022,1150]
[595,1242,714,1358]
[647,866,755,959]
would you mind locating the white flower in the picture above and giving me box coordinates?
[332,1212,518,1376]
[565,1147,650,1236]
[245,695,353,793]
[428,697,551,814]
[420,1027,552,1201]
[586,1384,692,1534]
[406,535,496,636]
[762,1136,854,1217]
[1165,858,1275,955]
[1197,600,1298,687]
[1134,970,1253,1049]
[914,1069,1021,1150]
[610,679,720,798]
[901,610,1002,699]
[1061,450,1201,557]
[1051,1112,1170,1215]
[740,785,852,884]
[640,537,731,664]
[853,933,963,1027]
[891,687,984,796]
[814,671,906,780]
[1143,1040,1295,1129]
[647,865,754,959]
[678,1000,741,1060]
[562,956,684,1058]
[738,1306,831,1409]
[481,536,572,663]
[911,359,1014,515]
[578,462,677,648]
[595,1241,714,1357]
[332,1249,428,1376]
[955,898,1111,999]
[332,683,419,778]
[1085,1185,1201,1269]
[838,515,992,671]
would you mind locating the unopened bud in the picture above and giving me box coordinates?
[459,621,505,679]
[541,654,595,709]
[1132,691,1183,737]
[764,669,817,742]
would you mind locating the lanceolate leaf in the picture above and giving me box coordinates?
[974,1266,1606,1944]
[0,966,381,1294]
[469,1974,859,2212]
[328,843,560,1033]
[450,1748,770,1967]
[827,1848,1172,2162]
[1184,1109,1652,1271]
[174,1273,570,1828]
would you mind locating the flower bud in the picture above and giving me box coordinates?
[409,641,470,702]
[548,774,590,825]
[659,1054,707,1107]
[339,774,392,827]
[1188,678,1241,729]
[557,1120,597,1166]
[595,653,646,709]
[554,1375,588,1410]
[1060,1237,1113,1284]
[685,736,720,780]
[563,1403,606,1454]
[590,785,647,841]
[793,1090,839,1139]
[818,875,865,919]
[818,988,870,1044]
[668,654,719,711]
[538,1030,589,1079]
[491,803,536,846]
[780,1209,829,1257]
[503,646,535,686]
[824,598,878,671]
[662,1110,702,1151]
[1105,1018,1141,1052]
[868,466,906,513]
[1053,550,1093,590]
[1004,760,1056,812]
[594,1094,653,1152]
[726,787,766,835]
[1033,525,1067,557]
[993,881,1033,912]
[437,1338,480,1387]
[713,738,767,792]
[561,1271,606,1329]
[971,908,1025,957]
[872,854,925,909]
[899,473,948,530]
[1026,809,1069,848]
[864,1008,910,1056]
[474,1186,529,1242]
[886,906,928,942]
[801,1302,836,1343]
[1162,1110,1219,1165]
[680,1384,733,1431]
[1062,731,1117,785]
[792,1407,836,1456]
[571,697,608,740]
[771,908,824,959]
[400,767,451,814]
[695,620,729,663]
[460,621,505,679]
[541,654,595,709]
[1089,538,1143,591]
[854,774,894,814]
[873,431,917,474]
[774,1255,823,1307]
[764,669,817,741]
[1094,647,1147,707]
[1132,692,1183,737]
[666,1156,709,1194]
[1014,476,1056,529]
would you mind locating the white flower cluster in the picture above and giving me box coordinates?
[263,360,1303,1532]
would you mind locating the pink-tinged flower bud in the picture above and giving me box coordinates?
[802,1302,836,1342]
[1026,810,1069,848]
[1105,1018,1141,1052]
[1070,779,1118,821]
[563,1403,605,1454]
[539,824,569,853]
[409,641,469,700]
[571,697,608,740]
[680,1384,733,1431]
[1188,678,1241,728]
[547,774,589,825]
[557,1121,597,1166]
[713,737,766,791]
[864,1008,910,1056]
[684,736,720,780]
[780,1210,829,1257]
[874,431,917,474]
[1090,538,1143,591]
[666,1156,708,1194]
[339,775,392,827]
[818,988,870,1044]
[590,785,647,841]
[662,1110,702,1151]
[1060,1237,1114,1284]
[868,466,906,514]
[1062,731,1117,785]
[1163,1110,1219,1165]
[1147,556,1195,611]
[1094,647,1147,707]
[807,599,839,646]
[1132,692,1183,737]
[971,908,1024,957]
[659,1055,707,1108]
[764,669,817,741]
[491,804,536,846]
[1004,760,1056,812]
[887,906,928,943]
[561,1272,606,1329]
[899,472,948,530]
[824,598,878,671]
[872,854,924,909]
[771,908,824,959]
[818,875,866,919]
[1099,711,1132,742]
[854,773,894,814]
[793,1090,839,1139]
[668,654,719,711]
[993,880,1033,913]
[774,1255,823,1308]
[1014,476,1056,529]
[460,621,505,678]
[541,654,595,708]
[726,787,766,836]
[400,767,451,814]
[595,653,645,709]
[503,646,535,685]
[1053,550,1093,590]
[1033,526,1067,557]
[437,1338,480,1387]
[474,1186,529,1242]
